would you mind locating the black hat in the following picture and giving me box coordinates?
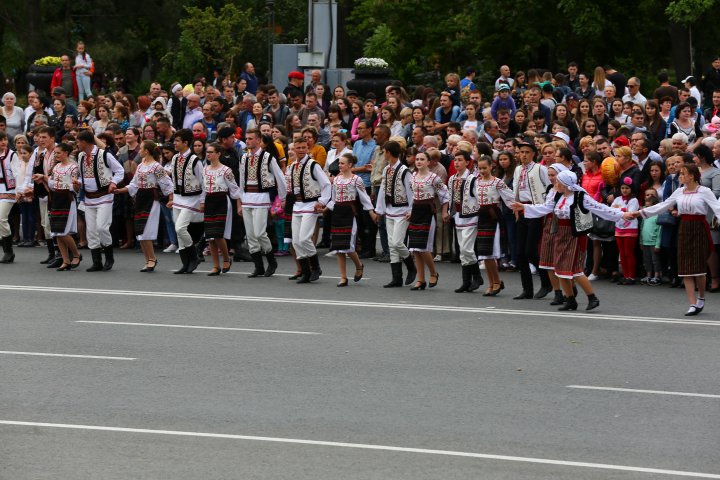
[516,138,537,153]
[216,126,235,139]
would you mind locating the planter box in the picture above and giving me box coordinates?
[27,64,58,94]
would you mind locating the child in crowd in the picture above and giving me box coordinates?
[612,177,640,284]
[639,190,663,285]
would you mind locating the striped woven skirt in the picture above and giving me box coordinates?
[330,202,357,252]
[133,189,157,237]
[204,192,229,239]
[408,201,435,251]
[283,194,294,243]
[552,219,588,279]
[476,205,501,258]
[678,214,712,277]
[538,213,555,270]
[49,191,76,236]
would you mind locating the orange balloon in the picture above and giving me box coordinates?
[601,157,620,187]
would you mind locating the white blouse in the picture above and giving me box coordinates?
[641,185,720,218]
[523,190,623,222]
[326,174,374,211]
[127,161,174,197]
[201,165,242,200]
[48,163,79,192]
[410,172,450,204]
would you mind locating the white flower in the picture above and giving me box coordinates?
[354,57,389,70]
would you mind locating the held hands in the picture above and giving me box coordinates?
[442,212,451,224]
[622,211,640,221]
[199,203,205,213]
[671,209,679,217]
[32,173,43,183]
[369,211,379,224]
[314,202,325,213]
[108,183,117,194]
[166,200,173,208]
[509,202,525,212]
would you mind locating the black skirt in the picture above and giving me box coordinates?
[49,191,73,234]
[330,203,356,251]
[283,193,294,240]
[204,192,228,239]
[476,205,501,256]
[133,189,156,236]
[407,202,434,250]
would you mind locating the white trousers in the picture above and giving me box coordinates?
[39,198,51,238]
[456,226,477,266]
[0,201,14,238]
[243,207,272,254]
[292,213,319,259]
[85,202,113,249]
[173,208,203,249]
[386,215,410,263]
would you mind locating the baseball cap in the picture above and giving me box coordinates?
[497,84,511,92]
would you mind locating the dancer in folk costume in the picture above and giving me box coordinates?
[0,132,18,263]
[113,140,174,272]
[375,140,417,287]
[472,155,515,295]
[512,170,625,311]
[405,150,450,290]
[325,152,377,286]
[200,143,243,276]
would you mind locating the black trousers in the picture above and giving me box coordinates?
[516,214,550,293]
[360,186,377,255]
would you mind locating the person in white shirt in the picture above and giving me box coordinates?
[75,129,124,271]
[682,76,703,106]
[0,132,18,263]
[622,77,647,107]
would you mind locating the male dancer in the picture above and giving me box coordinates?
[237,129,286,277]
[288,136,331,283]
[168,128,205,274]
[31,126,61,267]
[375,140,416,287]
[76,130,123,271]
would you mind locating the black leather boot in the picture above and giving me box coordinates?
[558,296,579,311]
[384,262,403,288]
[455,265,472,293]
[174,248,189,274]
[549,290,565,306]
[0,236,14,263]
[248,252,266,278]
[185,245,200,273]
[264,251,277,277]
[469,262,483,291]
[402,254,416,285]
[102,245,114,271]
[586,294,600,311]
[40,238,55,264]
[309,254,322,282]
[86,248,104,272]
[296,258,312,284]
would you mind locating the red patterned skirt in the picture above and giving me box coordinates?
[678,214,713,276]
[538,213,555,270]
[552,219,588,279]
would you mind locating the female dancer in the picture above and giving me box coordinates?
[325,153,377,286]
[113,140,174,271]
[0,132,18,263]
[200,143,242,276]
[512,170,625,311]
[406,151,449,290]
[35,143,81,270]
[474,155,515,295]
[632,163,720,315]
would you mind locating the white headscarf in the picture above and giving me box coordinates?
[548,163,568,174]
[557,170,585,192]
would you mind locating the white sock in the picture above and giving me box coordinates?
[687,305,697,314]
[696,297,705,309]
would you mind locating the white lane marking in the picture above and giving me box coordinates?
[0,284,716,327]
[568,385,720,399]
[0,421,717,478]
[0,351,135,361]
[76,320,321,335]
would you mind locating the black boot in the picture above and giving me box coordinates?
[402,255,416,285]
[86,248,104,272]
[469,262,483,291]
[248,252,266,278]
[174,248,189,274]
[264,251,277,277]
[234,244,253,262]
[558,296,579,311]
[455,265,472,293]
[309,254,322,282]
[586,294,600,311]
[40,238,55,264]
[47,242,63,268]
[186,245,200,273]
[384,262,403,288]
[0,236,14,263]
[549,290,565,306]
[296,258,312,284]
[102,245,114,271]
[534,285,552,299]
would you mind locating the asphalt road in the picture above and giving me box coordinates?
[0,247,719,479]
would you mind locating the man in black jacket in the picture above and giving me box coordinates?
[217,127,251,262]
